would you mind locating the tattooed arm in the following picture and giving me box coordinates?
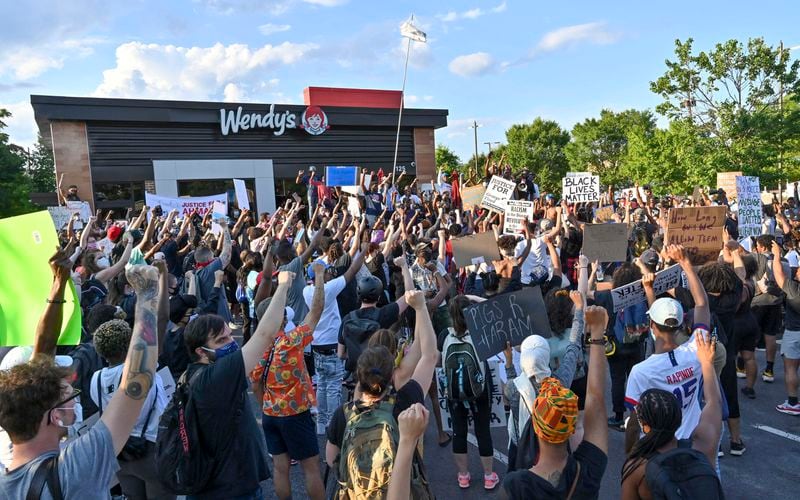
[101,264,160,455]
[219,223,232,268]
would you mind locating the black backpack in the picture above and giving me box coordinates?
[80,278,108,318]
[645,447,724,500]
[341,312,382,372]
[442,330,485,402]
[155,365,215,495]
[69,343,107,418]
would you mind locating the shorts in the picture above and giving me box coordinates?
[752,304,782,336]
[261,410,319,460]
[781,330,800,360]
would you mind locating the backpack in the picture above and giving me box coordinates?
[341,312,382,373]
[613,302,649,345]
[80,278,107,319]
[68,343,107,418]
[155,366,215,495]
[645,447,724,500]
[752,253,784,306]
[336,400,433,500]
[442,328,485,402]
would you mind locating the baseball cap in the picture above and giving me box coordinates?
[0,346,73,371]
[107,225,123,242]
[307,259,332,280]
[647,298,684,328]
[638,248,659,269]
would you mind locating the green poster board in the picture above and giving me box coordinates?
[0,211,81,346]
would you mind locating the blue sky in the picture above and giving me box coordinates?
[2,0,799,162]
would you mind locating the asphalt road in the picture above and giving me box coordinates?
[236,337,799,500]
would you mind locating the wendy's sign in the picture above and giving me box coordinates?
[219,105,329,137]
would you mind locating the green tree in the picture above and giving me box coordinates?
[24,135,56,192]
[505,118,570,192]
[0,109,32,218]
[650,37,800,185]
[435,144,461,172]
[565,109,656,187]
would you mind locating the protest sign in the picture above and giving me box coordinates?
[736,176,761,239]
[593,205,615,223]
[463,287,551,361]
[562,173,600,203]
[503,200,534,235]
[611,264,683,312]
[582,223,628,262]
[145,193,227,217]
[158,366,176,402]
[451,231,498,268]
[47,206,74,231]
[436,359,506,431]
[325,166,358,187]
[233,178,250,211]
[620,187,648,202]
[716,171,742,197]
[666,206,726,262]
[461,185,486,211]
[761,190,776,205]
[66,201,92,221]
[692,186,702,204]
[0,211,81,346]
[346,196,361,217]
[480,175,516,212]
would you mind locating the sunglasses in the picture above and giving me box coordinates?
[47,388,81,425]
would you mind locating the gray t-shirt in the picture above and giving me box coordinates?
[279,257,309,321]
[0,420,119,499]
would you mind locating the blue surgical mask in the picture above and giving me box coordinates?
[201,340,239,362]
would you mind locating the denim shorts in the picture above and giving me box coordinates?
[261,410,319,461]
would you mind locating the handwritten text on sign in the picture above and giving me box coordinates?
[481,175,516,213]
[145,193,228,217]
[464,287,551,361]
[504,200,534,235]
[666,206,726,262]
[736,176,761,239]
[611,264,683,312]
[436,359,506,431]
[563,173,600,203]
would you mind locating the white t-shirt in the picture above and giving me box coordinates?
[303,276,346,346]
[625,331,704,440]
[786,249,800,268]
[515,237,551,285]
[90,365,167,442]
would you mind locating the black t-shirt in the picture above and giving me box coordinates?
[332,254,359,318]
[161,239,180,277]
[338,303,400,344]
[502,441,608,500]
[188,351,269,498]
[326,379,425,448]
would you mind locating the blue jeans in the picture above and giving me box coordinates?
[314,351,343,431]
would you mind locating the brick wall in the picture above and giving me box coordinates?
[50,121,93,210]
[413,127,435,183]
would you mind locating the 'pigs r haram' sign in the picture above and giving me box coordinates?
[563,173,600,203]
[463,287,551,360]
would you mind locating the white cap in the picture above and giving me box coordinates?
[647,298,684,328]
[519,335,551,383]
[0,346,73,371]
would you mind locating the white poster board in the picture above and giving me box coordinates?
[347,197,361,217]
[233,178,250,211]
[145,193,227,217]
[562,173,600,203]
[481,176,516,212]
[610,264,683,312]
[503,200,534,235]
[212,200,227,218]
[436,359,507,431]
[736,176,761,239]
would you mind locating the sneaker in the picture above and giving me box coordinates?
[458,472,471,489]
[741,387,756,399]
[718,445,724,458]
[729,440,746,456]
[776,401,800,415]
[484,472,500,490]
[290,459,299,466]
[608,416,625,431]
[736,367,746,379]
[762,369,775,383]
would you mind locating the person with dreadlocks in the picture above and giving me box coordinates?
[620,331,723,499]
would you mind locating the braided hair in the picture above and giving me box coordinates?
[621,388,682,482]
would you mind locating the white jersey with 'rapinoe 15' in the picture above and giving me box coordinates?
[625,330,706,440]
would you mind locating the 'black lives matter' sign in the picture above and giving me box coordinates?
[464,287,551,361]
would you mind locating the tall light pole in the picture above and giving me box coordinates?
[469,120,481,175]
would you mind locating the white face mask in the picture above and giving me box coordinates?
[56,401,83,439]
[96,256,111,269]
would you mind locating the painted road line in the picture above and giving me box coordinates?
[753,424,800,443]
[467,433,509,465]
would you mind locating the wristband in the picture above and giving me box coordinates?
[46,299,67,304]
[586,338,605,346]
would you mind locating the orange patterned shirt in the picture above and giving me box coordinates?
[250,324,316,417]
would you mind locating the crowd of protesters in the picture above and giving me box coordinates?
[1,160,799,499]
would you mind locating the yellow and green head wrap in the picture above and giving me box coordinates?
[532,377,578,444]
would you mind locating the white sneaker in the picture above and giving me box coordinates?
[776,401,800,415]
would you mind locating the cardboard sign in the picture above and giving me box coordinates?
[436,359,507,431]
[451,231,498,268]
[666,206,726,262]
[611,264,683,312]
[503,200,534,235]
[461,185,486,211]
[233,178,250,211]
[562,173,600,203]
[325,166,359,187]
[736,176,761,239]
[716,171,742,198]
[346,196,361,217]
[145,193,227,217]
[463,287,551,361]
[582,223,628,262]
[0,212,81,346]
[593,205,615,223]
[481,175,516,212]
[761,190,776,205]
[212,200,227,218]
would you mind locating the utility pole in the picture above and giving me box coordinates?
[469,120,481,175]
[484,141,500,153]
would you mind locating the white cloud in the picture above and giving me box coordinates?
[395,37,433,69]
[0,37,102,80]
[448,52,496,77]
[223,83,246,102]
[462,8,483,20]
[534,22,620,53]
[259,23,292,35]
[492,1,507,13]
[1,100,38,150]
[438,2,506,22]
[195,0,346,14]
[302,0,348,5]
[93,41,317,101]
